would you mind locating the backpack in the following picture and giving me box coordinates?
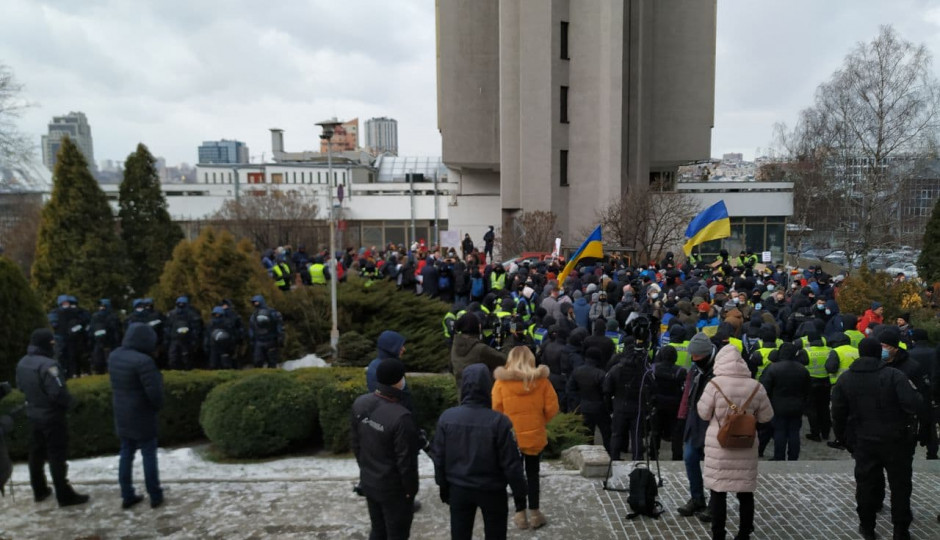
[470,276,485,298]
[626,464,663,519]
[709,380,761,449]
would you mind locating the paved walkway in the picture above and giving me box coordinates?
[1,448,939,540]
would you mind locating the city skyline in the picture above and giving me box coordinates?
[3,1,940,166]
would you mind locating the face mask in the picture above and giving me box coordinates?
[651,293,659,300]
[817,304,825,311]
[733,298,740,304]
[767,285,775,292]
[825,309,831,316]
[754,303,762,311]
[881,348,890,360]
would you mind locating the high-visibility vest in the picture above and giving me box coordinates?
[800,335,827,348]
[806,345,831,379]
[442,312,457,338]
[533,328,548,349]
[831,345,859,384]
[272,263,288,289]
[309,263,327,285]
[755,347,776,380]
[728,337,744,354]
[899,341,908,350]
[490,272,506,291]
[672,340,691,370]
[845,330,865,348]
[606,331,624,354]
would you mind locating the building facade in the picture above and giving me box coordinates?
[437,0,717,248]
[319,118,359,153]
[364,117,399,156]
[41,112,95,171]
[198,139,249,165]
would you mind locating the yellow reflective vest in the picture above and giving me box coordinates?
[830,345,859,384]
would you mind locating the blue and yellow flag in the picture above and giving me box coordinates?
[683,201,731,255]
[557,225,603,284]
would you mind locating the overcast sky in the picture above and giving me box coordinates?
[3,0,940,167]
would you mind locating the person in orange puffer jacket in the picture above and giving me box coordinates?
[856,302,884,335]
[492,346,560,531]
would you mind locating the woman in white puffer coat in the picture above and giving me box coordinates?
[697,344,774,540]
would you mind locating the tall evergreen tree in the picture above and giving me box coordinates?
[0,256,46,383]
[119,143,183,296]
[917,196,940,284]
[31,137,126,307]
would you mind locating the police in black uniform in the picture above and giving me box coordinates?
[249,295,284,368]
[831,337,919,540]
[165,296,203,370]
[15,329,89,507]
[206,306,240,369]
[88,298,123,374]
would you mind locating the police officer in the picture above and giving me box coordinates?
[88,298,123,374]
[15,329,89,507]
[50,295,84,379]
[127,299,166,369]
[249,295,284,368]
[166,296,203,370]
[307,256,329,285]
[798,323,832,442]
[831,337,919,540]
[206,306,239,369]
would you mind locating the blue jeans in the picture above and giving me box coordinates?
[119,437,163,503]
[683,441,705,500]
[772,413,802,461]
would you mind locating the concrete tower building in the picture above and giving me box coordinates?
[437,0,717,242]
[42,112,95,172]
[364,117,399,156]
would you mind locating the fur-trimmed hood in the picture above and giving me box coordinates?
[494,364,550,382]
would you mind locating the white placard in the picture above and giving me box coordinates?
[761,251,772,263]
[440,230,460,250]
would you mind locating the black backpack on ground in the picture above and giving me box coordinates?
[626,463,663,519]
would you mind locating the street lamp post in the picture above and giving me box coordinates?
[317,118,342,359]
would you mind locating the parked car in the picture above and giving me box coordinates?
[885,263,918,278]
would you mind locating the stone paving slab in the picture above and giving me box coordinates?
[2,459,939,539]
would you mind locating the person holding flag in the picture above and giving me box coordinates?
[683,201,731,260]
[557,225,604,286]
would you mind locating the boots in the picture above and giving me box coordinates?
[677,497,707,517]
[529,509,547,529]
[50,461,89,507]
[513,511,529,529]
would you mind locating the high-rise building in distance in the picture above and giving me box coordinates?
[42,111,95,172]
[320,118,359,153]
[198,139,249,165]
[365,117,399,156]
[437,0,717,240]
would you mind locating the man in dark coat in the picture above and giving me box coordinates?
[109,323,165,509]
[603,342,654,461]
[16,329,89,507]
[420,258,440,298]
[880,327,933,461]
[652,345,687,461]
[567,347,611,452]
[351,359,420,540]
[249,295,284,368]
[88,298,123,374]
[206,306,240,370]
[760,342,810,461]
[450,314,506,398]
[831,338,920,540]
[907,328,938,459]
[431,363,526,540]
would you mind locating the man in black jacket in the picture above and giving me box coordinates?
[165,296,203,370]
[603,342,654,461]
[760,342,810,461]
[88,298,122,374]
[676,332,715,520]
[15,329,89,507]
[907,328,938,459]
[109,323,165,509]
[431,363,526,540]
[567,347,611,452]
[651,345,686,461]
[351,359,420,540]
[832,337,920,540]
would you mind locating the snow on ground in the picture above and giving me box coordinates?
[281,354,329,370]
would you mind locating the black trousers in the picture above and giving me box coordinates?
[610,409,645,461]
[167,340,194,370]
[27,418,69,498]
[805,379,831,439]
[523,453,540,510]
[709,490,754,540]
[91,343,111,374]
[366,495,413,540]
[449,486,507,540]
[650,405,683,461]
[853,439,914,534]
[582,410,612,454]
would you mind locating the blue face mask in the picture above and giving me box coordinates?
[881,348,890,360]
[825,309,831,316]
[754,303,762,311]
[767,285,775,292]
[817,304,825,311]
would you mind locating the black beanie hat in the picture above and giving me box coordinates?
[456,313,481,334]
[669,325,687,342]
[858,337,882,359]
[30,328,54,348]
[777,342,798,362]
[376,359,406,386]
[879,327,901,349]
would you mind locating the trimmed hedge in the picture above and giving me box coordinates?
[544,413,592,458]
[199,372,319,458]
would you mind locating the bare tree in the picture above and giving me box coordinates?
[776,26,940,258]
[499,210,558,256]
[594,184,701,264]
[0,192,42,275]
[210,187,323,251]
[0,63,32,166]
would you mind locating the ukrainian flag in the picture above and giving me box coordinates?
[557,225,603,284]
[683,201,731,255]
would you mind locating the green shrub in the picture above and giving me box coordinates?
[0,256,47,384]
[160,370,243,445]
[315,376,368,453]
[200,372,318,458]
[335,331,375,367]
[544,413,591,458]
[407,374,458,437]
